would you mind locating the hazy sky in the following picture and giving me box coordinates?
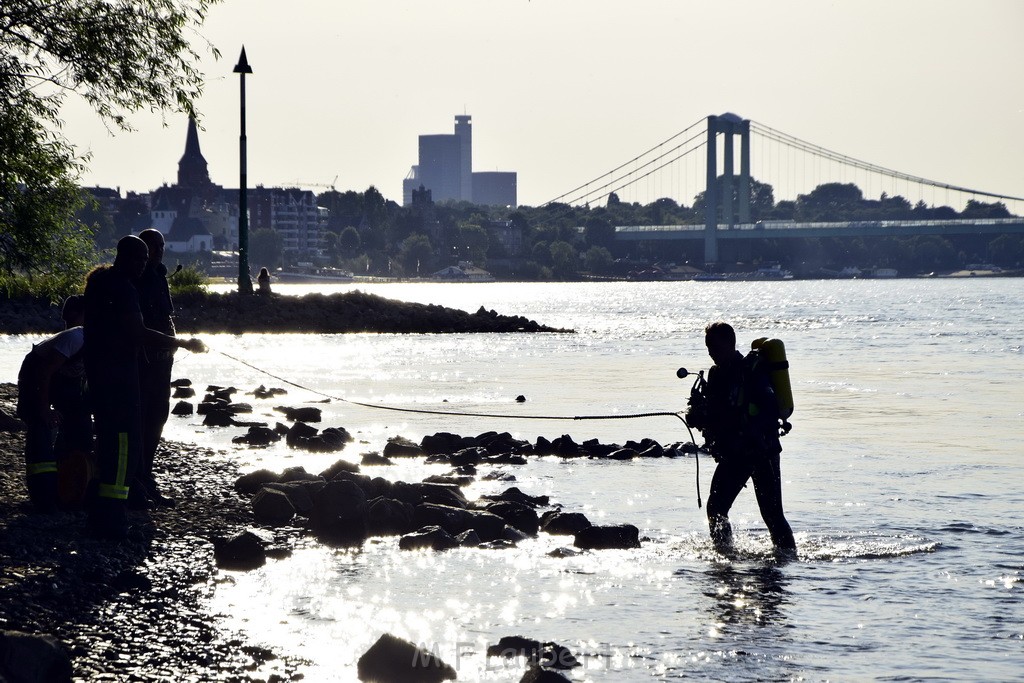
[61,0,1024,210]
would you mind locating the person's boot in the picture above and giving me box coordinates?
[127,480,154,510]
[87,497,130,541]
[144,480,176,508]
[26,472,59,513]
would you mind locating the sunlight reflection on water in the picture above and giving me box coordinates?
[4,279,1024,680]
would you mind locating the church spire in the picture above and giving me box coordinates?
[177,115,211,189]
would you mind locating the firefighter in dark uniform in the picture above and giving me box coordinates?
[135,228,177,507]
[83,235,206,540]
[689,321,796,554]
[16,295,91,511]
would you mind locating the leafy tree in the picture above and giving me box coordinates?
[397,234,433,275]
[113,196,151,238]
[456,224,488,265]
[987,234,1024,267]
[0,95,94,287]
[549,240,578,279]
[961,199,1011,219]
[584,216,615,248]
[76,193,117,250]
[339,225,361,258]
[795,183,864,221]
[583,245,613,274]
[1,0,219,281]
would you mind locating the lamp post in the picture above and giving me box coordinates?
[234,46,254,294]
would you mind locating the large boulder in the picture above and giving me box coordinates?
[356,632,456,682]
[308,480,369,545]
[235,468,281,495]
[252,487,295,526]
[574,524,641,550]
[214,529,271,570]
[486,487,549,508]
[420,431,477,455]
[232,425,282,447]
[391,482,467,509]
[478,431,530,454]
[319,458,361,480]
[0,630,72,683]
[275,405,322,422]
[366,497,416,536]
[414,503,506,542]
[487,635,541,659]
[383,435,425,458]
[540,511,592,535]
[398,526,459,552]
[171,400,194,416]
[519,665,571,682]
[484,500,540,536]
[263,481,318,516]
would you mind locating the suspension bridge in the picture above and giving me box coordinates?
[545,113,1024,263]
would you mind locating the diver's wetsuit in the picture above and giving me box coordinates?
[703,349,796,551]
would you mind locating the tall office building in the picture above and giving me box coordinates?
[403,114,516,207]
[417,133,463,203]
[455,114,472,202]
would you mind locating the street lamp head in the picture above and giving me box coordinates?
[233,46,253,74]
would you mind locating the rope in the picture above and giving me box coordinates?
[209,348,704,507]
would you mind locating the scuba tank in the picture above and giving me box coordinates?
[750,337,794,420]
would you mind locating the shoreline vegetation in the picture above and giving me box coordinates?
[0,289,572,335]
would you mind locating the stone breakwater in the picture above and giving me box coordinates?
[0,289,570,335]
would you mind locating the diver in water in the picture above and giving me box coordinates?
[687,321,796,554]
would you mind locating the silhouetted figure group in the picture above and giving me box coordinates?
[16,232,206,540]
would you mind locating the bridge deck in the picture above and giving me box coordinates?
[615,218,1024,240]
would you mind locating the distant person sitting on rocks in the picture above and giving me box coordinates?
[84,235,207,540]
[16,295,92,512]
[257,267,272,295]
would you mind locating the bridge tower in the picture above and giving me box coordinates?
[704,113,751,263]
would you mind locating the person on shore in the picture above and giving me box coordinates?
[134,228,178,507]
[687,321,796,555]
[257,267,272,295]
[83,235,206,540]
[15,295,92,512]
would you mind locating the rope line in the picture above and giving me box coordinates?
[213,348,686,424]
[209,348,704,508]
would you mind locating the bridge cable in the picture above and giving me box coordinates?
[543,117,706,206]
[750,121,1024,202]
[559,134,708,208]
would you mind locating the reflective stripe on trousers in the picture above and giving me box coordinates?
[98,432,131,501]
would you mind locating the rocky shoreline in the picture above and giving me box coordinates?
[0,383,307,681]
[0,290,570,335]
[0,374,700,681]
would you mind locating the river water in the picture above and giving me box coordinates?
[1,279,1022,681]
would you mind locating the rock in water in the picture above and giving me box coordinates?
[356,632,456,682]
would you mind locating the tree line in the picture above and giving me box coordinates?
[242,181,1022,280]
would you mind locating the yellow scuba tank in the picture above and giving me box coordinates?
[751,337,793,420]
